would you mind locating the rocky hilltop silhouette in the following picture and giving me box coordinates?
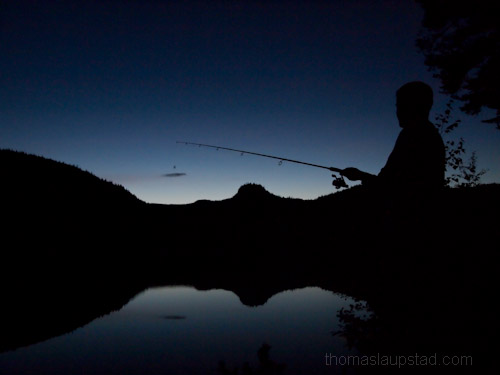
[233,182,281,200]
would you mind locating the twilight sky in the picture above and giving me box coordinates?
[1,0,499,204]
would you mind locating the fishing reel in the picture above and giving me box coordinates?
[332,173,348,190]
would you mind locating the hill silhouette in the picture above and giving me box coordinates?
[1,149,146,257]
[1,148,148,280]
[233,182,280,201]
[1,149,141,207]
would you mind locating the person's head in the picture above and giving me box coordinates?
[396,81,433,128]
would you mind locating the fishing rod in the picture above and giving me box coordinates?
[176,141,348,188]
[177,141,341,172]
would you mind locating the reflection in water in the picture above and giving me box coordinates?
[0,286,366,374]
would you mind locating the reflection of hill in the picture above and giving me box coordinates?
[1,149,498,370]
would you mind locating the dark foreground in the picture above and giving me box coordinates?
[1,149,497,373]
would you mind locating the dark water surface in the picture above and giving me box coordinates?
[0,286,368,375]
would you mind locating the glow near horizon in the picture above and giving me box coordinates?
[1,1,499,204]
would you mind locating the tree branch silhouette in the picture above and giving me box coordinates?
[416,0,500,129]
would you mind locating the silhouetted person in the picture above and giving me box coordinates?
[336,82,446,250]
[341,81,445,192]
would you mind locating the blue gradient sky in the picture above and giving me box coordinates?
[1,0,499,204]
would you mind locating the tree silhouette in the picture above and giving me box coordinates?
[416,0,500,128]
[218,343,286,375]
[434,100,486,187]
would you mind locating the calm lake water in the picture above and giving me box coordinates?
[0,286,368,374]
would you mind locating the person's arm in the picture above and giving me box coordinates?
[341,167,377,185]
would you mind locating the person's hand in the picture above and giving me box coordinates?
[341,167,366,181]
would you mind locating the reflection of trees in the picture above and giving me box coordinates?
[218,343,286,375]
[334,301,382,355]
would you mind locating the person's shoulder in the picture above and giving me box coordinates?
[414,121,442,138]
[422,122,445,151]
[426,121,444,140]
